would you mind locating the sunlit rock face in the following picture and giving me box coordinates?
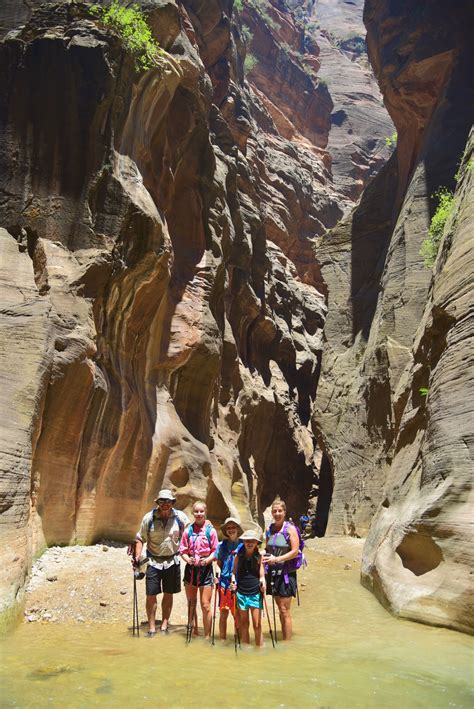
[239,0,392,209]
[1,0,387,610]
[307,0,393,201]
[315,0,474,632]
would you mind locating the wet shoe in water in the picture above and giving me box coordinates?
[146,631,157,638]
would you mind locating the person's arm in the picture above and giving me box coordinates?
[134,539,143,564]
[179,528,194,565]
[134,515,148,564]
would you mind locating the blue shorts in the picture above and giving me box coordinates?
[236,591,263,610]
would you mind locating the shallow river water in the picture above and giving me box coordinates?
[1,547,472,708]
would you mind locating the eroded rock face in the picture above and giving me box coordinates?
[0,0,351,610]
[361,131,474,634]
[315,0,474,632]
[310,0,393,201]
[240,0,393,209]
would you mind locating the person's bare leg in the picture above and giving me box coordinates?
[185,584,199,636]
[160,593,173,630]
[276,596,293,640]
[200,585,213,639]
[146,595,157,633]
[238,609,250,643]
[219,608,229,640]
[250,606,263,646]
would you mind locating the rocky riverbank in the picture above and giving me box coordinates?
[22,537,364,626]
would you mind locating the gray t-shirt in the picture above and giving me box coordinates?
[137,508,189,569]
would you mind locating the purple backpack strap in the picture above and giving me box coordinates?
[281,521,290,583]
[281,520,290,543]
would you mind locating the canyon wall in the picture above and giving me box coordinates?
[2,0,470,635]
[314,0,474,632]
[0,0,390,611]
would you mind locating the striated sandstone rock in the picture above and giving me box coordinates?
[311,0,393,200]
[239,0,393,208]
[0,0,347,611]
[360,131,474,634]
[315,0,474,632]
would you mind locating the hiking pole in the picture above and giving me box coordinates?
[186,564,200,644]
[186,565,193,643]
[132,573,136,636]
[186,565,196,644]
[186,597,197,644]
[128,540,140,637]
[296,581,300,607]
[132,571,139,637]
[232,589,240,655]
[271,577,278,644]
[211,572,219,646]
[261,592,275,649]
[134,573,140,637]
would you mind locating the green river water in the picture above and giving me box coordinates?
[1,548,472,708]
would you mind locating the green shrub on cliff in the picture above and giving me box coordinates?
[420,188,455,267]
[250,0,278,29]
[244,53,258,73]
[90,1,160,71]
[241,22,253,45]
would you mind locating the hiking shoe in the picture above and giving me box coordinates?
[146,630,157,638]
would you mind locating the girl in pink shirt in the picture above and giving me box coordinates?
[179,501,218,639]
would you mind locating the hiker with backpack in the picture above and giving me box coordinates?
[134,489,189,637]
[179,500,218,640]
[215,517,243,640]
[264,497,303,640]
[229,528,266,647]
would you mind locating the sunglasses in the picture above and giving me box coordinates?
[158,499,173,504]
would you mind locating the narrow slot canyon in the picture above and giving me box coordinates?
[0,0,472,648]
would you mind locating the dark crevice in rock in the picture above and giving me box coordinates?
[350,152,398,342]
[313,450,333,537]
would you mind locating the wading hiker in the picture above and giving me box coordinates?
[230,528,266,647]
[215,517,243,640]
[179,501,218,640]
[134,489,189,637]
[264,497,301,641]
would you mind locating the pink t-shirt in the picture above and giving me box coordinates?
[179,521,218,560]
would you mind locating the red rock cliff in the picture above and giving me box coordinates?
[0,0,391,611]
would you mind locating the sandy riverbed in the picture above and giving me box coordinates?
[23,537,365,626]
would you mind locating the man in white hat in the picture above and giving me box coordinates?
[134,489,189,636]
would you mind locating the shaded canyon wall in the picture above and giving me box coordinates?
[314,0,474,632]
[0,0,391,611]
